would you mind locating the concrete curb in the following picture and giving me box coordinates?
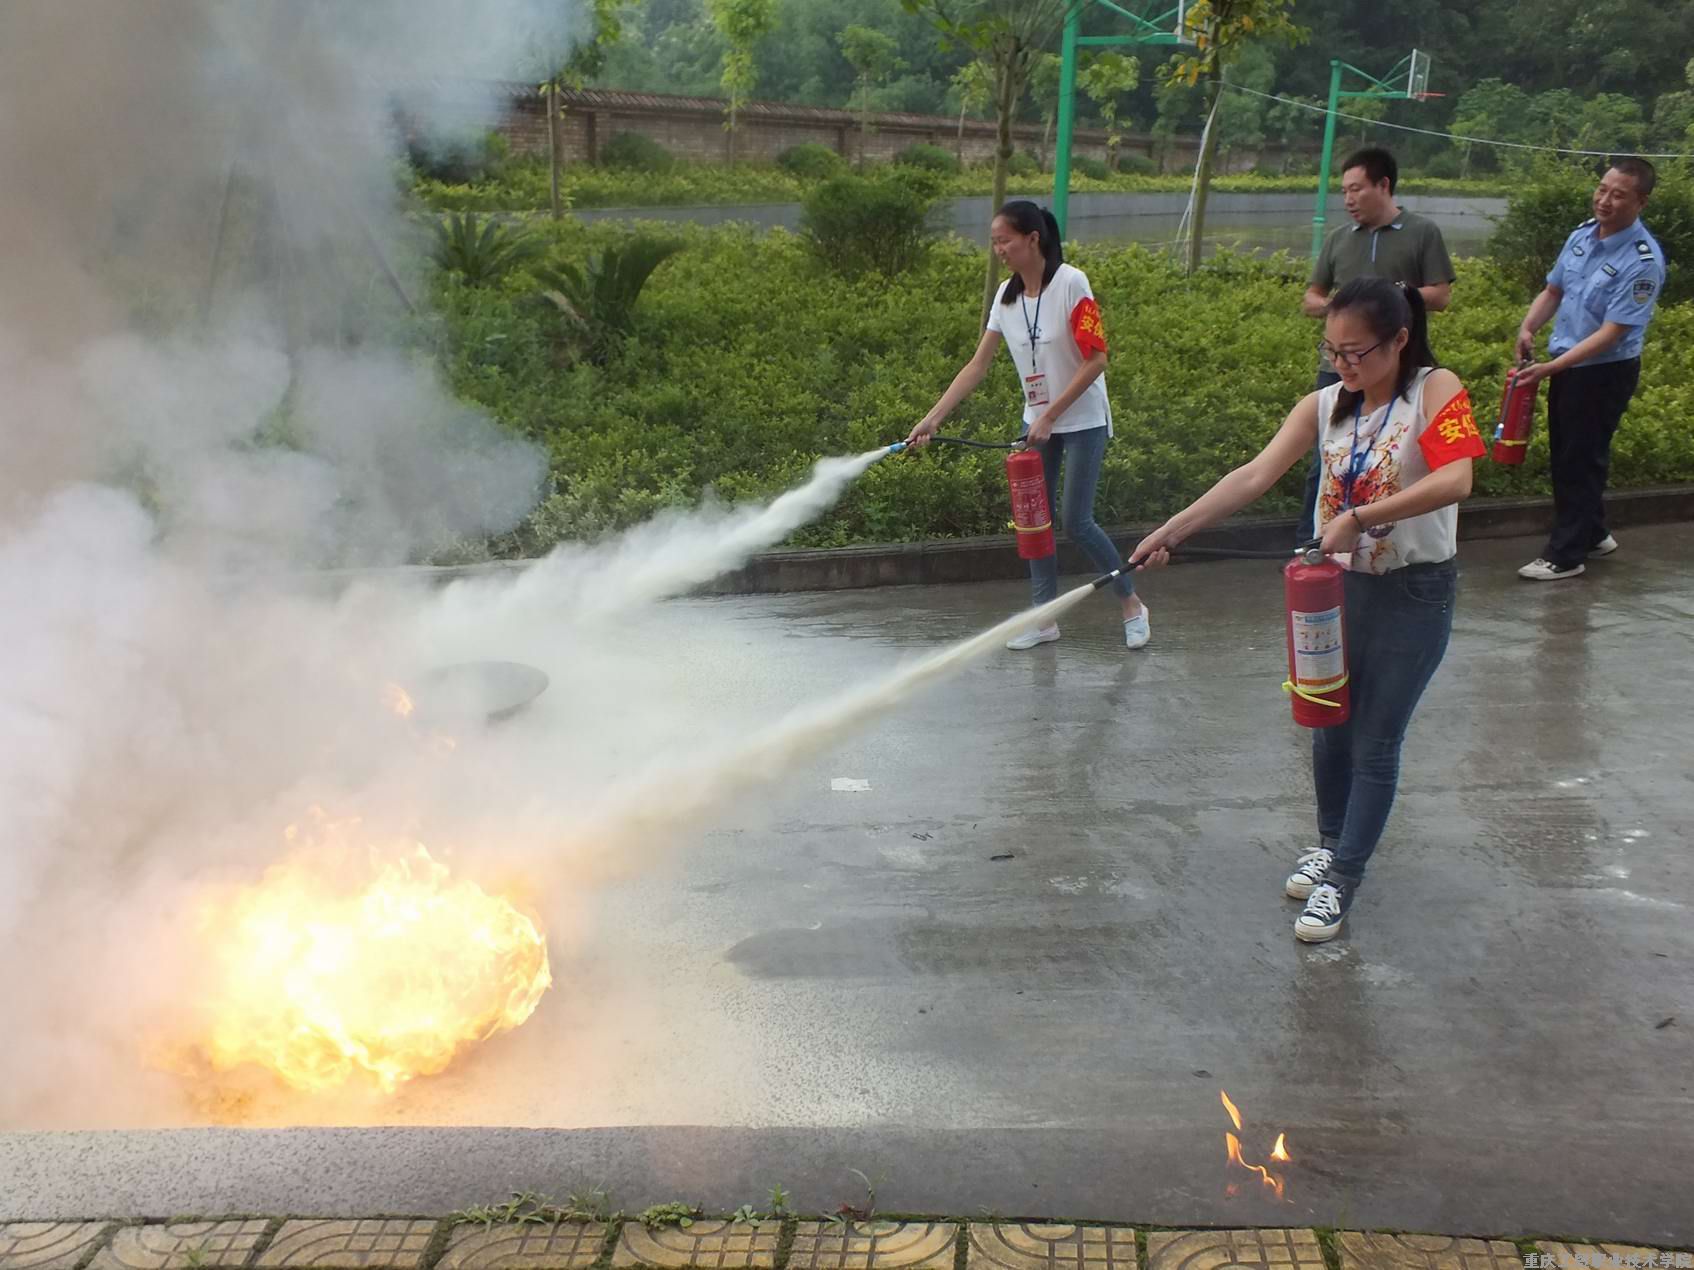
[406,485,1694,596]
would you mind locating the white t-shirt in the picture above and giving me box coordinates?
[1315,367,1485,574]
[985,262,1112,435]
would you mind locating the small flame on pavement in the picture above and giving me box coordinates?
[1220,1089,1292,1202]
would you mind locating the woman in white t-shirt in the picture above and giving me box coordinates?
[905,201,1150,650]
[1133,277,1486,944]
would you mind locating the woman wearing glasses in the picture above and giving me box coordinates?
[905,200,1150,651]
[1133,277,1485,942]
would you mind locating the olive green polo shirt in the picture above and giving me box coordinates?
[1310,208,1456,371]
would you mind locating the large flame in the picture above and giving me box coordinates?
[189,815,551,1093]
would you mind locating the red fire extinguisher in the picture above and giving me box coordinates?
[1006,447,1055,560]
[1283,547,1350,727]
[1491,365,1538,465]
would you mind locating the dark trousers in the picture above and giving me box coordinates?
[1315,561,1458,884]
[1298,370,1346,540]
[1544,358,1641,569]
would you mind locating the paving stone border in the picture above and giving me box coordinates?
[612,1221,782,1269]
[5,1218,1692,1270]
[255,1221,437,1270]
[440,1223,611,1270]
[1336,1233,1524,1270]
[788,1222,957,1270]
[92,1223,272,1270]
[1147,1228,1327,1270]
[0,1223,116,1270]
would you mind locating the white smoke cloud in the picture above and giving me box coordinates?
[0,0,1010,1133]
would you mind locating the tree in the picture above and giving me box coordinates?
[1650,59,1694,151]
[1264,91,1319,174]
[1076,52,1141,173]
[537,0,628,220]
[900,0,1078,318]
[1026,53,1063,171]
[1169,0,1306,274]
[1214,43,1273,171]
[1450,78,1532,177]
[708,0,777,164]
[1574,92,1648,154]
[1149,56,1204,175]
[950,59,995,165]
[1343,93,1386,149]
[839,24,904,167]
[1526,88,1581,149]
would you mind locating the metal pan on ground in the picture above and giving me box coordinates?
[411,661,550,726]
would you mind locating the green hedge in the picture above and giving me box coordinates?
[412,156,1513,213]
[426,221,1693,558]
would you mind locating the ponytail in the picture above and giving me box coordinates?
[1328,277,1438,423]
[996,200,1064,304]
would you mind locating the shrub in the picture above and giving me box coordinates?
[800,173,940,276]
[1489,158,1694,303]
[1006,150,1041,177]
[600,131,676,173]
[1416,150,1465,181]
[1114,153,1157,176]
[430,212,543,285]
[407,130,509,184]
[1071,154,1110,180]
[778,142,846,180]
[896,142,961,174]
[535,235,683,362]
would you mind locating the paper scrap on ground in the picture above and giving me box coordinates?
[830,778,872,792]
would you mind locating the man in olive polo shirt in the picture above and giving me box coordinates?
[1297,147,1456,539]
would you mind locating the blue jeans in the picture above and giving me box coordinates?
[1313,560,1457,883]
[1021,424,1134,604]
[1298,370,1345,541]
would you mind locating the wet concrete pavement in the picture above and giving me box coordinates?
[4,529,1692,1238]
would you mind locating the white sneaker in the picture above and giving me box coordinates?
[1589,535,1619,558]
[1123,603,1151,650]
[1006,625,1060,650]
[1518,558,1585,581]
[1285,845,1335,900]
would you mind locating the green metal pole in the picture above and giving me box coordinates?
[1053,5,1080,236]
[1311,58,1343,258]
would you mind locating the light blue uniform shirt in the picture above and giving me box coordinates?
[1546,217,1666,366]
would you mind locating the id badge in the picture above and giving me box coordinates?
[1023,373,1050,407]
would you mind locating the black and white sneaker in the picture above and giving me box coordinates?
[1589,535,1619,558]
[1295,879,1356,943]
[1285,844,1336,900]
[1518,558,1585,581]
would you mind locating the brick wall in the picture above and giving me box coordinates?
[428,82,1315,175]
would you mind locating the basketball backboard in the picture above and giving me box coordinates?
[1407,47,1431,99]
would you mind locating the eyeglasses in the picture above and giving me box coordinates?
[1318,339,1384,368]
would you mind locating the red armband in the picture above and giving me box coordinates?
[1070,296,1107,357]
[1419,388,1487,469]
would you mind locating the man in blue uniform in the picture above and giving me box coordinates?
[1513,158,1666,580]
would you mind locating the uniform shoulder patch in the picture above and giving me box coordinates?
[1636,240,1654,257]
[1633,277,1656,304]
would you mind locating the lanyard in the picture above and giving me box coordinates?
[1345,399,1387,510]
[1020,288,1043,376]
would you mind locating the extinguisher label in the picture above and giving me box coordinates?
[1291,606,1345,686]
[1010,476,1050,528]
